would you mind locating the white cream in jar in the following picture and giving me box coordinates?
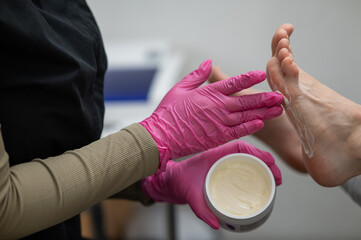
[208,158,272,216]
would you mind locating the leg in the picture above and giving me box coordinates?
[267,23,361,187]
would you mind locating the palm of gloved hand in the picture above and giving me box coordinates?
[142,140,282,229]
[140,60,284,170]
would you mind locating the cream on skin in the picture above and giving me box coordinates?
[209,159,271,216]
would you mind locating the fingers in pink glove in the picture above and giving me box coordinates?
[226,106,283,126]
[235,141,282,185]
[226,92,285,112]
[269,164,282,185]
[140,60,284,167]
[228,119,264,138]
[188,193,220,229]
[211,70,267,96]
[176,59,212,90]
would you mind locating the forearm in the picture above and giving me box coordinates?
[0,123,158,239]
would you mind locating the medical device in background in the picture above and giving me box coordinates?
[102,40,184,137]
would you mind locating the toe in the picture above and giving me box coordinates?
[275,38,290,57]
[281,57,299,78]
[279,23,294,36]
[272,23,294,55]
[271,29,288,56]
[278,48,291,62]
[266,57,286,93]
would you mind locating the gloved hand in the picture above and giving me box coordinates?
[142,140,282,229]
[140,59,284,171]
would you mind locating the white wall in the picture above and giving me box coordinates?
[87,0,361,239]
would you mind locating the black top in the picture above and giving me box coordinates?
[0,0,107,239]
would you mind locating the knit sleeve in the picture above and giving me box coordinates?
[0,123,159,239]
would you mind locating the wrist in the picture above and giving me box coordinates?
[139,117,171,172]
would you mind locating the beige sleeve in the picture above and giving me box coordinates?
[0,123,159,239]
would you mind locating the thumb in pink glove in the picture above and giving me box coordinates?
[141,140,282,229]
[140,59,284,171]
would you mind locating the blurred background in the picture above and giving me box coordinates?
[82,0,361,239]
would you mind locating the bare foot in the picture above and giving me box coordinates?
[267,23,361,187]
[209,66,306,172]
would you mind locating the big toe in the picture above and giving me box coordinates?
[266,57,285,92]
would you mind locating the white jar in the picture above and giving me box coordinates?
[204,153,276,232]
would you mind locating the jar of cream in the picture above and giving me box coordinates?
[204,153,276,232]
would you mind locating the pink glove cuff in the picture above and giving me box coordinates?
[139,120,170,172]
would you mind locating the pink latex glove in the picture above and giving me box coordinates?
[142,140,282,229]
[140,59,284,171]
